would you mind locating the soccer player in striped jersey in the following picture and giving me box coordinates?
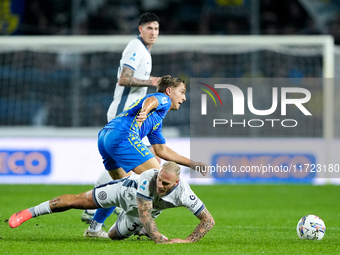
[107,12,161,120]
[9,162,214,244]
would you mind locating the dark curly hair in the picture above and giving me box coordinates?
[139,12,160,25]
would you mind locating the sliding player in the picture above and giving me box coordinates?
[9,162,214,244]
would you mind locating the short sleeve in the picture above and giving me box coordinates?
[136,171,154,201]
[180,182,205,216]
[155,94,171,111]
[121,40,145,71]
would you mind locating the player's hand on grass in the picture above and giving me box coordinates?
[190,161,208,176]
[166,238,190,244]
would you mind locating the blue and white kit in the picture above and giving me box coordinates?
[98,92,171,172]
[92,169,205,238]
[107,36,152,121]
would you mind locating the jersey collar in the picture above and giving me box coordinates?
[137,36,150,52]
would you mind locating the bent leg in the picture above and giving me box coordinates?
[108,213,142,241]
[132,157,161,174]
[108,225,125,240]
[108,167,131,180]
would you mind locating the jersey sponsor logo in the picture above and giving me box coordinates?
[162,97,168,104]
[191,200,199,208]
[98,191,107,200]
[130,52,136,61]
[190,195,196,200]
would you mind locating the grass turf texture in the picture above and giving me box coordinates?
[0,184,339,255]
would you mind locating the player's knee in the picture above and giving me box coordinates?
[108,228,125,240]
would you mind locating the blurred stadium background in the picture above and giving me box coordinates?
[1,0,340,184]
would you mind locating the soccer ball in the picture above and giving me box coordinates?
[296,215,326,240]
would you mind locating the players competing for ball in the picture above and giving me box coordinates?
[9,162,214,244]
[81,11,162,226]
[80,75,207,238]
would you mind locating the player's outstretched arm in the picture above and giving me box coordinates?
[118,67,160,87]
[152,144,208,176]
[167,208,215,244]
[136,197,167,244]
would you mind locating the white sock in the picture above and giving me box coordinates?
[85,209,97,215]
[88,220,103,232]
[29,201,52,217]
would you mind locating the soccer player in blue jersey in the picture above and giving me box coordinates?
[81,12,162,224]
[84,76,207,237]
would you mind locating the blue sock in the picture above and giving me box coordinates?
[93,207,115,224]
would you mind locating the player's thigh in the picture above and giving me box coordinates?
[142,137,160,163]
[109,212,142,239]
[92,181,121,208]
[108,168,131,180]
[132,157,161,174]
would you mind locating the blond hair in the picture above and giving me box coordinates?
[161,161,181,177]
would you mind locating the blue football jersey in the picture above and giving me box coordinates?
[105,93,171,144]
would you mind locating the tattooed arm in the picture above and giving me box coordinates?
[167,208,215,244]
[137,197,167,244]
[118,67,160,87]
[185,208,215,242]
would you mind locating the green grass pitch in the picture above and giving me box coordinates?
[1,184,340,254]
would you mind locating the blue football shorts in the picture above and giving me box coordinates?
[97,128,155,173]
